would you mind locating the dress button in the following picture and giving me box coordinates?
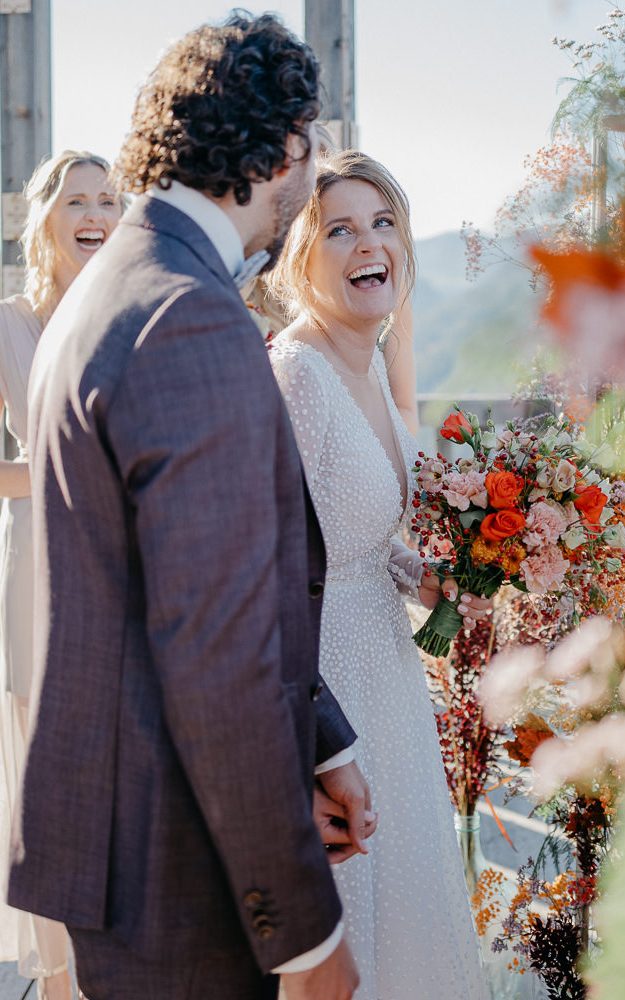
[243,890,263,909]
[308,580,324,599]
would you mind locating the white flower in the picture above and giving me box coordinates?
[531,715,625,799]
[552,459,577,493]
[603,522,625,549]
[457,457,478,474]
[479,645,547,725]
[481,431,497,450]
[562,525,586,549]
[496,428,515,450]
[547,617,615,681]
[600,505,614,525]
[536,463,555,489]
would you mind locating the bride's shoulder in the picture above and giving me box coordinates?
[269,330,325,375]
[269,331,331,410]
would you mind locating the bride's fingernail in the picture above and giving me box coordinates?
[458,603,468,615]
[461,593,472,603]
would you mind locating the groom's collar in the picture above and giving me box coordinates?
[148,180,243,278]
[147,181,270,288]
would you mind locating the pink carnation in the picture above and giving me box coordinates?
[520,544,570,593]
[441,470,487,511]
[523,500,568,550]
[416,458,446,494]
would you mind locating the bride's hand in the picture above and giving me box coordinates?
[418,574,493,630]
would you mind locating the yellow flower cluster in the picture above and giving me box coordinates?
[501,541,527,575]
[471,868,505,937]
[540,871,575,913]
[471,537,501,566]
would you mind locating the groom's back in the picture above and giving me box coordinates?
[10,197,323,960]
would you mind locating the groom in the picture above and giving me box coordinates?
[9,13,370,1000]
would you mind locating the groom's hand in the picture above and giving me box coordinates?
[281,938,359,1000]
[317,761,376,856]
[313,785,376,864]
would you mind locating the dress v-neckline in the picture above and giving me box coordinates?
[289,338,409,521]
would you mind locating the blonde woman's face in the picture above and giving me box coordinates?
[47,162,122,289]
[306,178,404,328]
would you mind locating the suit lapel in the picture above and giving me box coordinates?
[119,195,233,285]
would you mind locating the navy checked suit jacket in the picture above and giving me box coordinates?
[9,196,355,972]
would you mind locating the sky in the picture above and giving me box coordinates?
[53,0,614,239]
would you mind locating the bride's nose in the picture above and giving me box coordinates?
[355,228,382,253]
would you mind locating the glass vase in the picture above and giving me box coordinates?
[455,810,486,897]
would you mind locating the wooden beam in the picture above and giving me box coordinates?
[0,0,51,295]
[305,0,356,149]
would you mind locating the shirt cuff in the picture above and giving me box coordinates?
[272,921,344,974]
[314,746,355,775]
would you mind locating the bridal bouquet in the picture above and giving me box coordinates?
[411,408,625,657]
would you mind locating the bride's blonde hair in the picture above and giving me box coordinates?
[20,150,115,322]
[267,149,416,322]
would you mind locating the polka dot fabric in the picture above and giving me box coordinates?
[270,338,488,1000]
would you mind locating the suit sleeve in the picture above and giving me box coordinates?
[106,285,342,971]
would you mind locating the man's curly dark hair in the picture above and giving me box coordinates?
[113,11,320,204]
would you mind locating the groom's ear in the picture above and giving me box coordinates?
[275,127,316,176]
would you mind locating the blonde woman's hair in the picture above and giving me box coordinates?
[20,150,115,321]
[267,149,416,323]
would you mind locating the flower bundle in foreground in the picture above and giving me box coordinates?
[411,409,625,657]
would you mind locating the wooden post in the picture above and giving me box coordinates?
[305,0,356,150]
[0,0,51,296]
[0,0,51,458]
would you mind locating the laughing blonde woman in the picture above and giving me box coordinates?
[0,150,122,1000]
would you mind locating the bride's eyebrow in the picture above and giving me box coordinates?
[322,207,396,229]
[323,215,352,228]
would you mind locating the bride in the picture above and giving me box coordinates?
[268,150,489,999]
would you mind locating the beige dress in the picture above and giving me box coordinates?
[0,294,69,977]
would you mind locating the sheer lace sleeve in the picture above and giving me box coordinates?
[270,344,330,490]
[388,538,425,600]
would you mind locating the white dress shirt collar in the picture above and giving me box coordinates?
[148,180,244,278]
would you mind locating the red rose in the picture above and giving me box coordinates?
[440,412,473,443]
[573,484,607,525]
[480,509,526,542]
[486,471,523,509]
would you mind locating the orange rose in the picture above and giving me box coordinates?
[573,484,607,525]
[440,412,473,443]
[480,509,526,542]
[486,471,523,509]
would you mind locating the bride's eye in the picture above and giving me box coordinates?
[328,224,351,238]
[373,216,394,228]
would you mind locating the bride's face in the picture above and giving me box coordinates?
[305,178,404,329]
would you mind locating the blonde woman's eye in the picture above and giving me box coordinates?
[328,225,350,238]
[373,217,394,228]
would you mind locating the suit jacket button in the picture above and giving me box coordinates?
[258,924,275,940]
[308,580,324,599]
[310,682,324,702]
[243,890,263,910]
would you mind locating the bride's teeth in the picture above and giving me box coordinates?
[347,264,388,280]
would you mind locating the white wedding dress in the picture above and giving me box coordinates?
[270,337,487,1000]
